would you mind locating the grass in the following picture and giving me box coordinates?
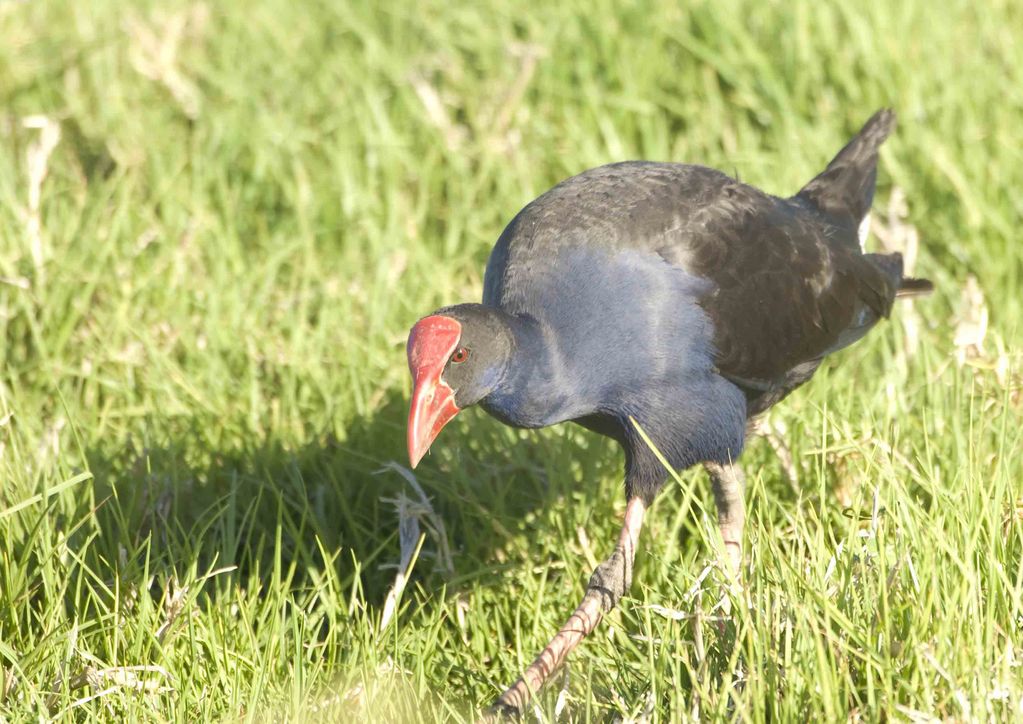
[1,0,1021,720]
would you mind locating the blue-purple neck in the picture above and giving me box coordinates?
[481,313,599,429]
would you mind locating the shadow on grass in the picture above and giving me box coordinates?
[77,391,622,624]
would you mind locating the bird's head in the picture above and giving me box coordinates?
[406,304,514,468]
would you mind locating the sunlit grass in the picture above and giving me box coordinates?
[0,0,1021,720]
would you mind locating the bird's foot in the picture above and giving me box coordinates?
[714,539,744,618]
[478,701,520,722]
[722,539,743,583]
[587,543,633,612]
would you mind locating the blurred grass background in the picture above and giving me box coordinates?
[0,0,1021,720]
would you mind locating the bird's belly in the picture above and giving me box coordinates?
[572,413,627,444]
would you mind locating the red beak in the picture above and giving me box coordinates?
[407,315,462,468]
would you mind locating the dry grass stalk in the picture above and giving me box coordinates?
[378,494,425,632]
[953,275,989,365]
[376,462,457,632]
[22,115,61,270]
[378,462,454,575]
[408,71,467,151]
[125,5,208,119]
[485,43,547,152]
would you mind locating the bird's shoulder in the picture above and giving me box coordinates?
[483,162,734,303]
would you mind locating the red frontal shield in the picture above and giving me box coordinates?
[406,315,462,467]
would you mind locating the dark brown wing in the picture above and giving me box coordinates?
[672,180,900,409]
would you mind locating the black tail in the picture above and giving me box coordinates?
[796,109,896,229]
[896,277,934,298]
[865,251,934,307]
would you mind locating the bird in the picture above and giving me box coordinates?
[405,109,931,715]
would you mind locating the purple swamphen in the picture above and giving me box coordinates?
[405,110,931,714]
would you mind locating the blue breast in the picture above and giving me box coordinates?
[481,246,746,473]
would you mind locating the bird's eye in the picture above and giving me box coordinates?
[451,346,469,364]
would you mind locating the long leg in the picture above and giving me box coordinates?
[751,416,799,489]
[487,497,647,717]
[704,461,746,577]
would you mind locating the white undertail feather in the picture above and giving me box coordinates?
[858,212,871,251]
